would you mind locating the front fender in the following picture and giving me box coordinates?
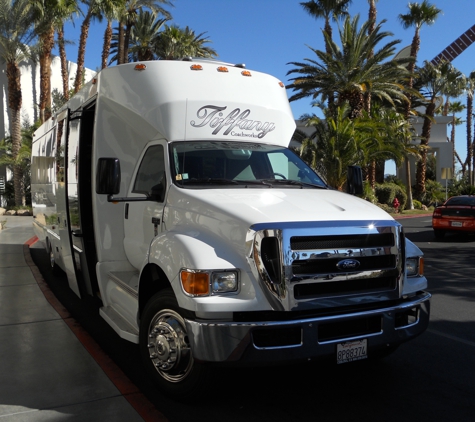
[147,230,269,314]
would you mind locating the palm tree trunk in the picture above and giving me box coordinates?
[118,23,125,64]
[467,95,472,184]
[404,157,413,209]
[369,160,376,189]
[6,61,23,206]
[473,118,475,185]
[416,102,436,196]
[39,27,55,123]
[57,25,70,101]
[74,8,93,93]
[451,116,456,173]
[102,20,113,69]
[123,22,133,64]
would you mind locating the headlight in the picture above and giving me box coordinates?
[212,271,238,293]
[180,269,239,296]
[406,257,423,277]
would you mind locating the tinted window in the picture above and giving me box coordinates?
[133,145,165,196]
[170,141,326,188]
[446,197,475,206]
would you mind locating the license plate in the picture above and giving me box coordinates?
[337,339,367,364]
[451,221,463,227]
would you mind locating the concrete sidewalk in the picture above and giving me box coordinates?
[0,216,148,421]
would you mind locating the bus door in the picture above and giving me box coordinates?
[55,108,82,297]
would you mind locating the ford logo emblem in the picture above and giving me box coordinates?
[336,259,360,271]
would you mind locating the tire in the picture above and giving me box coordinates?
[434,229,445,239]
[139,289,210,398]
[47,240,62,275]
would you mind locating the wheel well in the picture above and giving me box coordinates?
[138,264,172,317]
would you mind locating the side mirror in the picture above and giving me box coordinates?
[96,158,121,195]
[347,165,363,195]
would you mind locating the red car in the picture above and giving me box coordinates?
[432,195,475,239]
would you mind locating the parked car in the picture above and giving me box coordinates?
[432,195,475,238]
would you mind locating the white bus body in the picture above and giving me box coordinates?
[31,60,430,396]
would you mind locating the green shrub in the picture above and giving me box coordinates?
[377,203,392,213]
[375,182,407,210]
[421,179,445,206]
[362,181,377,204]
[412,199,422,210]
[375,184,394,204]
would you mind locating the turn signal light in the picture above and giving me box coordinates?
[180,271,209,295]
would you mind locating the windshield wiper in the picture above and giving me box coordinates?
[182,178,240,185]
[259,179,327,189]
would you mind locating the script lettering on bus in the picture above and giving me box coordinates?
[190,105,276,138]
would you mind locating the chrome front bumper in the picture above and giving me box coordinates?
[185,292,431,364]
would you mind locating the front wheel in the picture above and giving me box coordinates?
[139,289,210,398]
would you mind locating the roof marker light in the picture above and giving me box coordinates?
[134,64,147,71]
[217,66,229,73]
[191,64,203,71]
[279,81,285,88]
[241,70,252,77]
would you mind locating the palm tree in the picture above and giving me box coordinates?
[414,60,463,196]
[74,0,124,93]
[466,71,475,185]
[116,0,172,64]
[127,10,166,61]
[447,101,465,174]
[57,25,75,101]
[300,0,352,54]
[398,1,441,93]
[287,16,412,119]
[300,105,361,190]
[30,0,78,122]
[300,0,352,109]
[154,24,217,60]
[0,121,39,206]
[361,106,416,189]
[367,0,378,35]
[399,0,442,208]
[100,1,124,69]
[0,0,35,206]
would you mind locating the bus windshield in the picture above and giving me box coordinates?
[170,141,327,189]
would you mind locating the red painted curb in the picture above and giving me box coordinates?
[24,237,168,422]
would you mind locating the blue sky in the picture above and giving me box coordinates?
[57,0,475,174]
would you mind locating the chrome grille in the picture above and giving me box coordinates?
[249,220,404,311]
[290,233,394,250]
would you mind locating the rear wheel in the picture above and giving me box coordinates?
[433,229,445,239]
[47,240,62,275]
[139,289,210,398]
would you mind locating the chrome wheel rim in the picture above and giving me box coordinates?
[49,246,55,268]
[147,309,193,383]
